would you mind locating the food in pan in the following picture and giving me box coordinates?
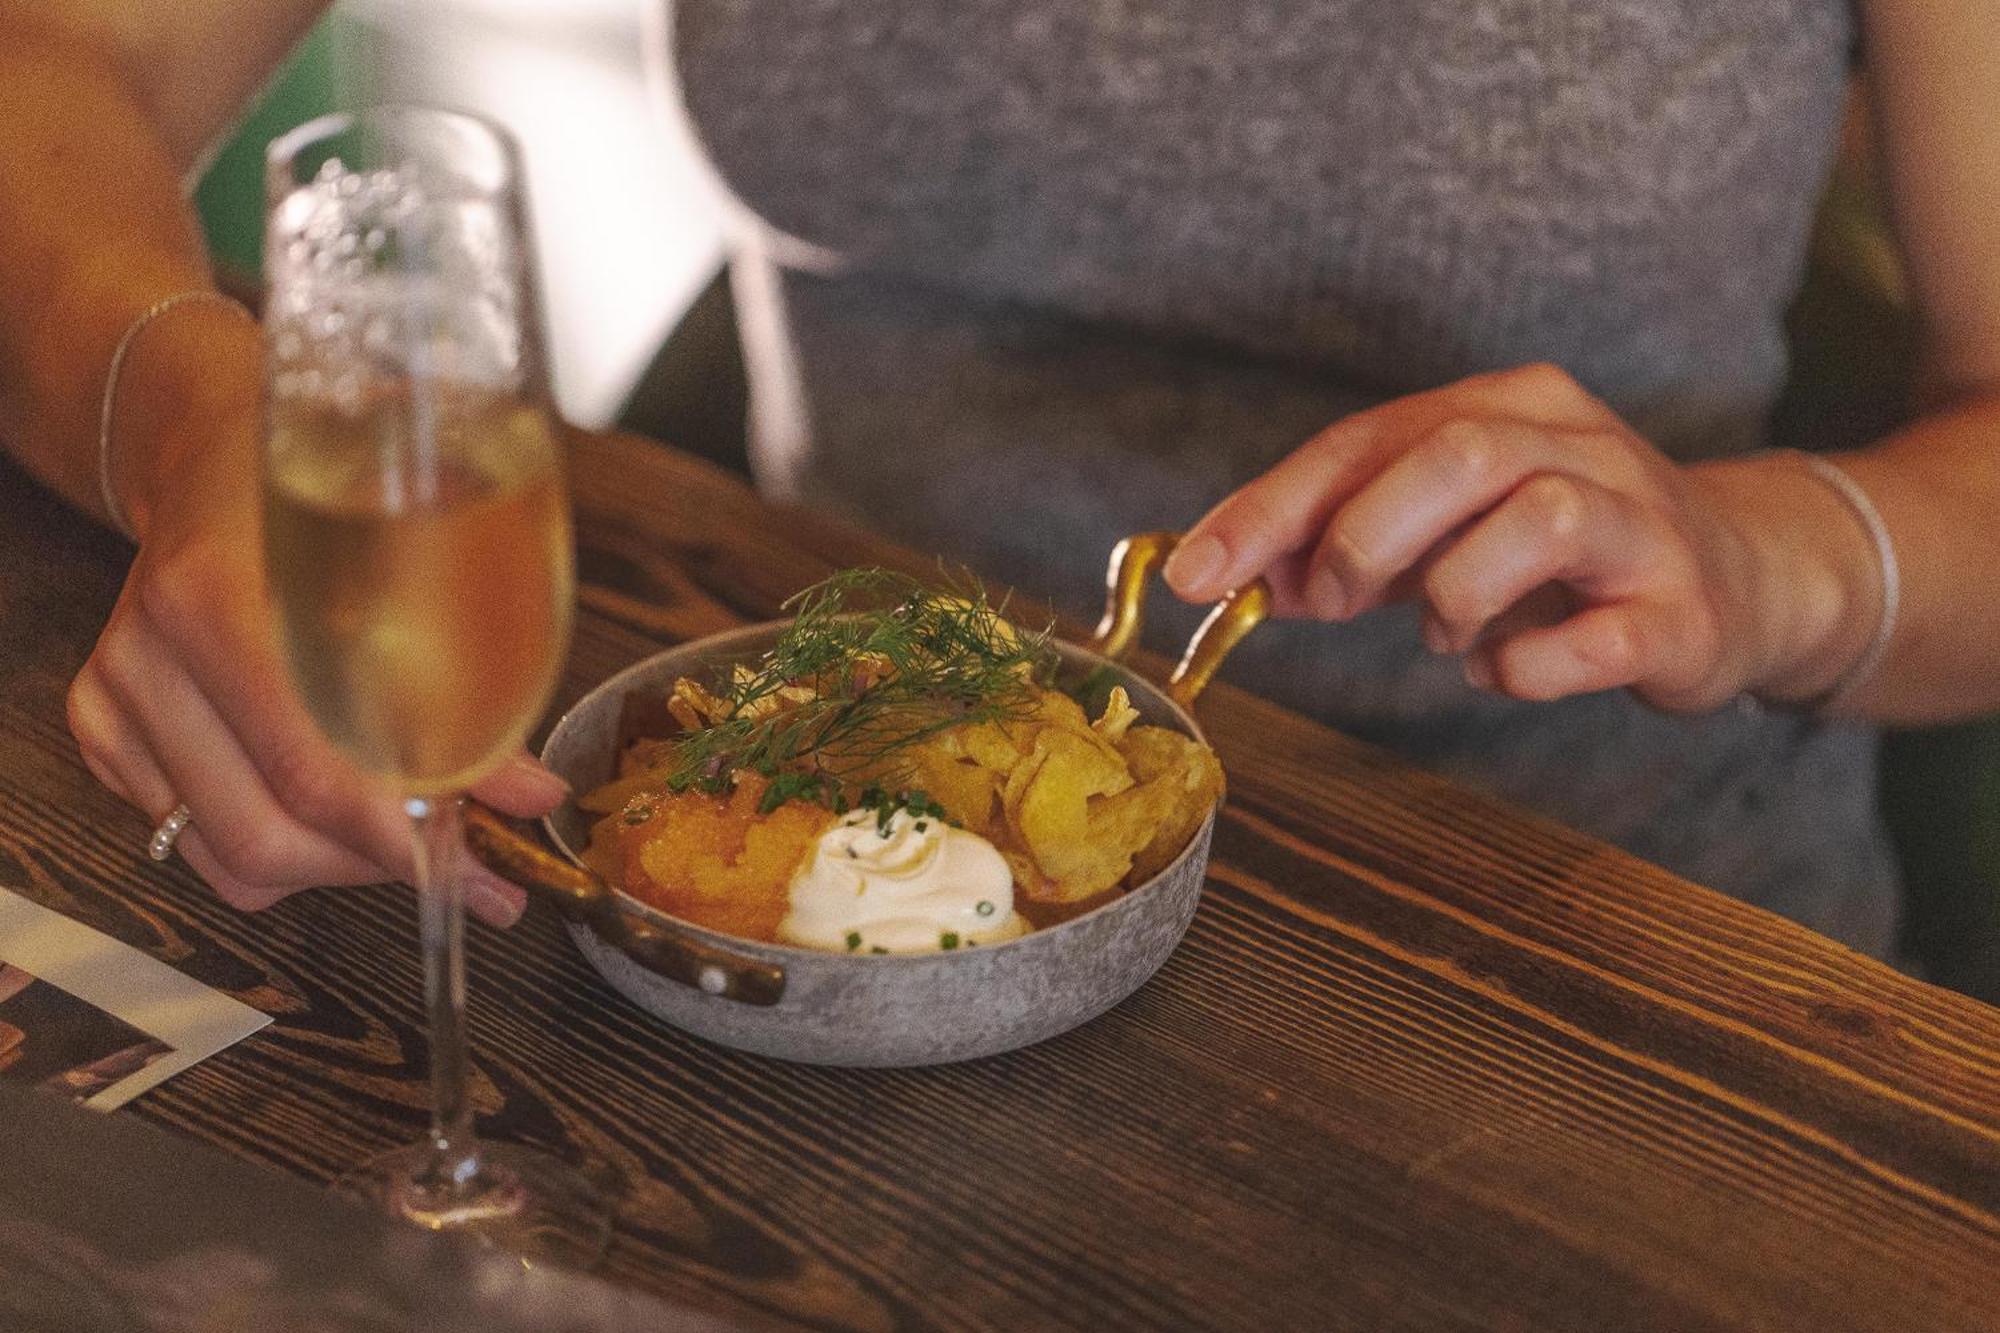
[577,570,1223,954]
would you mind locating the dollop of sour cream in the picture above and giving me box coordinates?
[779,807,1029,954]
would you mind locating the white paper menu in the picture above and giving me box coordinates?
[0,886,269,1111]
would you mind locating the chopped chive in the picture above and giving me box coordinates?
[941,932,960,950]
[845,931,861,951]
[975,900,995,917]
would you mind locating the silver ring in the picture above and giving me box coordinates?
[148,804,192,862]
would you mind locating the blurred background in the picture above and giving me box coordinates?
[197,0,724,430]
[195,3,2000,1006]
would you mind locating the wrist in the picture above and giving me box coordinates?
[1687,451,1884,707]
[102,294,262,541]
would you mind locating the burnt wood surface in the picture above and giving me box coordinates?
[1,434,1997,1332]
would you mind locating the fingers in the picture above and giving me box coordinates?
[1166,363,1610,603]
[1165,416,1384,601]
[1420,474,1656,653]
[94,633,392,890]
[1418,475,1724,707]
[1444,361,1607,427]
[1157,358,1749,711]
[471,751,570,818]
[457,862,529,927]
[1303,419,1598,619]
[71,663,309,910]
[1473,602,1678,702]
[135,543,394,863]
[76,618,530,927]
[67,670,163,813]
[1454,579,1726,710]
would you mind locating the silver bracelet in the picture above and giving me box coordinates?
[97,290,255,540]
[1791,450,1900,712]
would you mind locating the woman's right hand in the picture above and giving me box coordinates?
[64,386,563,926]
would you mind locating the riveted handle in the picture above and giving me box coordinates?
[1090,531,1270,709]
[463,802,786,1006]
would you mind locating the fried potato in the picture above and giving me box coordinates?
[669,677,732,731]
[1092,685,1140,742]
[1117,726,1225,883]
[1006,728,1140,902]
[899,743,1006,839]
[949,720,1028,773]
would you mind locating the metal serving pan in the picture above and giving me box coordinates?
[467,533,1266,1066]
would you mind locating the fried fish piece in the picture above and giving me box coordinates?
[585,772,834,942]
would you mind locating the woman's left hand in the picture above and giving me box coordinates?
[1161,362,1776,712]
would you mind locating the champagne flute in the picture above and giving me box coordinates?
[261,107,612,1264]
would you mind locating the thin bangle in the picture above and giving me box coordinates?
[1787,450,1901,713]
[97,290,256,541]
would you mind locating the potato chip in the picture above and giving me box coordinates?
[901,744,1005,839]
[1117,726,1225,883]
[1092,685,1140,742]
[1008,728,1140,902]
[670,677,732,730]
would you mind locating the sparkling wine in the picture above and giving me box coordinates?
[264,392,573,795]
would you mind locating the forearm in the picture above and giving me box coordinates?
[1694,391,2000,726]
[0,19,261,532]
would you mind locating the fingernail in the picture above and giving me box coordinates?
[1164,534,1227,596]
[464,868,526,928]
[1306,564,1348,620]
[1464,655,1496,691]
[504,753,569,804]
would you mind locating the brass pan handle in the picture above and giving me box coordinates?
[462,802,786,1006]
[1091,531,1270,710]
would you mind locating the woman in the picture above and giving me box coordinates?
[2,2,1995,954]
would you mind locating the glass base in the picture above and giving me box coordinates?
[331,1141,616,1270]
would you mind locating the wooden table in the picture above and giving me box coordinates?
[3,431,1999,1332]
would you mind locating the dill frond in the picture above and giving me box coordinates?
[662,568,1053,800]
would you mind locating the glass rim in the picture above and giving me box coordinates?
[265,104,527,202]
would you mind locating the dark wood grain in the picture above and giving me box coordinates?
[2,435,1999,1332]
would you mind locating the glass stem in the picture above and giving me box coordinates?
[408,793,480,1194]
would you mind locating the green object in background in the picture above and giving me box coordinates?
[192,20,347,280]
[1883,724,2000,1003]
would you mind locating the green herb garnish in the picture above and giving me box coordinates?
[759,770,839,813]
[846,931,862,952]
[664,569,1052,803]
[941,932,960,950]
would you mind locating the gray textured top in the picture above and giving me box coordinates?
[672,0,1896,954]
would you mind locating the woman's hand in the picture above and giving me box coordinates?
[1162,362,1870,713]
[64,394,563,925]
